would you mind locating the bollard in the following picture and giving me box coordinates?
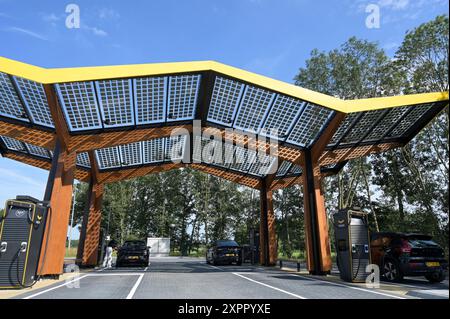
[297,262,300,272]
[279,260,283,269]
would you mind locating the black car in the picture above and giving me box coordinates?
[371,232,448,283]
[206,240,242,266]
[116,240,150,267]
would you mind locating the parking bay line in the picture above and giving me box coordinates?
[23,273,145,299]
[232,272,307,299]
[126,274,144,299]
[290,274,407,299]
[23,275,89,299]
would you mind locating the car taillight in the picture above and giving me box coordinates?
[401,240,412,253]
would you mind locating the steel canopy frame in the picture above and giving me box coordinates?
[0,57,448,275]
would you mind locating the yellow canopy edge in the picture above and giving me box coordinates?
[1,56,448,114]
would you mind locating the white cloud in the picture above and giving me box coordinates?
[378,0,410,10]
[4,26,48,41]
[83,25,108,36]
[42,13,61,22]
[98,8,120,20]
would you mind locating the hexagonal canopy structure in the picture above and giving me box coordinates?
[0,56,448,276]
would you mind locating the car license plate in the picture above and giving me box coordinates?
[426,262,440,267]
[128,256,139,260]
[226,254,234,257]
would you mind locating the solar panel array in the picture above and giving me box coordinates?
[205,77,336,146]
[327,103,436,149]
[191,135,279,177]
[1,66,445,185]
[13,77,54,128]
[167,75,201,121]
[95,79,134,127]
[142,138,165,163]
[262,95,305,139]
[234,86,275,133]
[76,152,91,168]
[287,103,334,147]
[0,135,93,169]
[56,81,103,131]
[134,77,167,124]
[3,70,439,157]
[207,77,244,126]
[0,72,29,122]
[94,135,188,170]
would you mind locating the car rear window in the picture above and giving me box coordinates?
[123,241,146,249]
[217,240,239,247]
[407,239,439,248]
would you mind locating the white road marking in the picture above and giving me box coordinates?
[23,275,89,299]
[144,266,148,271]
[126,274,144,299]
[88,273,144,276]
[208,265,224,271]
[292,274,406,299]
[233,272,307,299]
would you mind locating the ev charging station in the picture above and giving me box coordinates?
[333,209,371,283]
[0,196,49,288]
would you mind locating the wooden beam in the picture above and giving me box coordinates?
[191,163,262,189]
[311,112,346,163]
[319,142,402,166]
[37,140,76,276]
[259,179,277,266]
[203,127,303,165]
[0,117,55,149]
[77,150,102,266]
[43,84,71,150]
[69,125,193,153]
[270,175,303,191]
[78,181,104,267]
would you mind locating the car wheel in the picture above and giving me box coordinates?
[383,259,403,282]
[237,261,242,266]
[425,271,445,283]
[213,259,218,266]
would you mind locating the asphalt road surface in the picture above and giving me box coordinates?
[15,257,449,299]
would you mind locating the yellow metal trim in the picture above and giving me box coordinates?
[1,56,448,113]
[0,201,7,243]
[22,203,36,285]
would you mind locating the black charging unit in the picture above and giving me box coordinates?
[0,196,49,288]
[333,209,371,283]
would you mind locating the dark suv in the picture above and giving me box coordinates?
[371,232,448,283]
[206,240,242,266]
[116,240,149,267]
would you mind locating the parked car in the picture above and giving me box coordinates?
[116,240,150,267]
[370,232,448,283]
[206,240,242,266]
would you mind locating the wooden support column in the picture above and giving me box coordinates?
[259,179,277,266]
[78,182,104,266]
[302,150,332,275]
[37,140,76,276]
[301,111,345,275]
[77,152,103,266]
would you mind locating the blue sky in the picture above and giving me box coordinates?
[0,0,448,239]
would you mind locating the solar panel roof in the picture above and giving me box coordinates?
[0,57,448,189]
